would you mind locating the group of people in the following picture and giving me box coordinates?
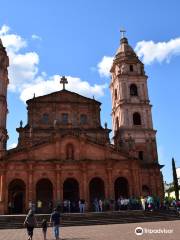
[62,199,86,213]
[91,195,167,212]
[24,208,61,240]
[23,195,180,240]
[30,195,166,214]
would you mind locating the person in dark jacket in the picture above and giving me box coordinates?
[50,208,61,240]
[24,210,37,240]
[41,218,48,240]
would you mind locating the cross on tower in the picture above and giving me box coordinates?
[60,76,68,90]
[120,28,126,39]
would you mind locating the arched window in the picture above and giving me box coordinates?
[80,114,87,124]
[62,113,68,124]
[42,113,49,124]
[133,112,141,125]
[66,144,74,160]
[138,151,144,160]
[130,84,138,96]
[115,117,119,130]
[130,65,133,72]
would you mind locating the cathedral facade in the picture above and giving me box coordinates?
[0,35,164,214]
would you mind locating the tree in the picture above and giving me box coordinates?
[172,158,179,200]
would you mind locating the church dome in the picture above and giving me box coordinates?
[115,37,137,58]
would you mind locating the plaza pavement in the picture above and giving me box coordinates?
[0,220,179,240]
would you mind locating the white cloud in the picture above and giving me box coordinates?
[97,56,113,77]
[0,25,10,35]
[135,38,180,64]
[0,25,38,92]
[0,25,27,52]
[20,75,107,103]
[31,34,42,41]
[0,25,107,103]
[8,51,39,91]
[97,37,180,73]
[8,142,17,149]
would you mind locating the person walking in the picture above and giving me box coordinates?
[41,218,48,240]
[79,199,85,213]
[147,195,154,211]
[50,208,61,240]
[117,198,121,211]
[140,196,146,211]
[93,198,99,212]
[24,210,37,240]
[99,199,103,212]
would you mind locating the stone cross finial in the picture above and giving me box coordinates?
[60,76,68,90]
[20,120,23,128]
[120,28,126,38]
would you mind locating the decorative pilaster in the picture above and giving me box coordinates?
[0,168,6,214]
[56,164,61,203]
[0,39,9,158]
[107,167,113,199]
[28,163,34,210]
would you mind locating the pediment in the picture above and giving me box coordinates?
[26,89,101,105]
[6,135,128,162]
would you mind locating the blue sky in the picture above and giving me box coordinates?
[0,0,180,183]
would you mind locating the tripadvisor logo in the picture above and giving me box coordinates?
[135,227,144,236]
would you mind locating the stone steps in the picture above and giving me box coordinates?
[0,210,179,229]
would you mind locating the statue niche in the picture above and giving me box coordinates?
[66,144,74,160]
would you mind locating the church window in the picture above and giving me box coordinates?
[133,112,141,125]
[80,114,87,124]
[130,65,133,72]
[115,89,117,100]
[62,113,68,124]
[66,144,74,160]
[139,151,144,160]
[130,84,138,96]
[42,113,49,124]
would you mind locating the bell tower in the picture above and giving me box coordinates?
[0,39,9,157]
[110,33,158,163]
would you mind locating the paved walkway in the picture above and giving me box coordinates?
[0,220,179,240]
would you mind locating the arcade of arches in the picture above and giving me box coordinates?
[5,175,152,214]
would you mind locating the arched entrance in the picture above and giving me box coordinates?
[8,179,26,214]
[36,178,53,213]
[89,177,105,203]
[114,177,129,199]
[142,185,150,196]
[63,178,79,212]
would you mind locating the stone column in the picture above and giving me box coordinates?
[83,171,88,205]
[0,172,5,202]
[132,169,141,196]
[55,164,62,207]
[149,170,156,195]
[28,164,34,211]
[0,170,6,214]
[107,167,113,199]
